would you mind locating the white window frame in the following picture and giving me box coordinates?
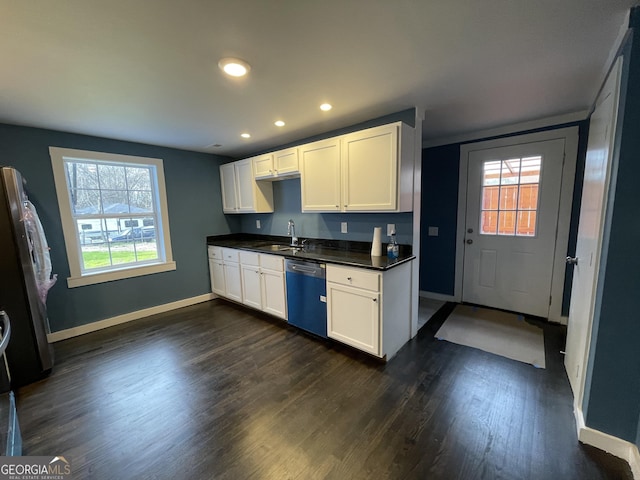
[49,147,176,288]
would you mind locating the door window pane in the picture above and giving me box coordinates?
[480,156,542,237]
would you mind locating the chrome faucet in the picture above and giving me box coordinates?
[287,219,298,247]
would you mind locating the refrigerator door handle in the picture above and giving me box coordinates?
[0,311,12,356]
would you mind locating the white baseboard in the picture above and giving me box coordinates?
[575,406,640,479]
[419,290,457,302]
[47,293,215,343]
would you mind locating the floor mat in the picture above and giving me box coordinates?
[435,304,546,368]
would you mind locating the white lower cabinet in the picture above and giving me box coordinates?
[241,264,262,310]
[208,246,226,296]
[327,281,380,356]
[327,262,412,360]
[223,262,242,302]
[261,267,286,319]
[210,247,287,320]
[209,259,226,296]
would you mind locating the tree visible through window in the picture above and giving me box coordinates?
[50,147,175,287]
[66,160,160,271]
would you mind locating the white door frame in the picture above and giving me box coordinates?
[455,127,579,323]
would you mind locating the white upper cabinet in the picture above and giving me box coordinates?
[253,148,300,180]
[220,163,238,212]
[274,147,299,176]
[301,122,415,213]
[300,138,342,212]
[219,159,274,214]
[222,121,414,214]
[342,124,399,211]
[253,153,275,179]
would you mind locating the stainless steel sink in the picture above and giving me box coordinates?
[258,244,302,252]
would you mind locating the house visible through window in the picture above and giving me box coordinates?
[49,147,175,288]
[480,156,541,236]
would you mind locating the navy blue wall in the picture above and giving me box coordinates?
[419,121,589,317]
[582,16,640,445]
[419,144,459,294]
[0,123,235,332]
[234,109,416,244]
[239,179,413,244]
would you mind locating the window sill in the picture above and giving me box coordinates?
[66,261,177,288]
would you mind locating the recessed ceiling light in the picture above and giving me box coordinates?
[274,120,285,127]
[240,133,251,139]
[218,58,251,77]
[320,103,332,111]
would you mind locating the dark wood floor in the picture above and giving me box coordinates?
[15,300,631,479]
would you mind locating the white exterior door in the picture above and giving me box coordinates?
[565,59,622,401]
[462,139,565,317]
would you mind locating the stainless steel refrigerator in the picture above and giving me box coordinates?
[0,166,53,387]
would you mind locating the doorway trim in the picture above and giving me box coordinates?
[455,126,579,323]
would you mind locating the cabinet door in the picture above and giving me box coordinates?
[241,264,262,310]
[342,124,398,211]
[327,282,380,356]
[300,138,342,212]
[235,159,256,212]
[274,147,299,176]
[220,163,238,212]
[223,262,243,303]
[209,259,226,296]
[261,269,287,319]
[253,154,274,179]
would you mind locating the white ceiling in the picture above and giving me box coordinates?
[0,1,634,157]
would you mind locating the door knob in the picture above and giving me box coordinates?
[566,256,578,265]
[466,239,473,245]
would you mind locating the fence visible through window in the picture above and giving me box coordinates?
[480,156,541,236]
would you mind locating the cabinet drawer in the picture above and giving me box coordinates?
[222,248,240,263]
[208,245,222,259]
[259,253,283,272]
[239,251,259,266]
[327,265,380,292]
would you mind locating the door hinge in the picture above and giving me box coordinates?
[549,295,552,305]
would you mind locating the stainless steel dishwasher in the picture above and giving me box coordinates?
[285,259,327,338]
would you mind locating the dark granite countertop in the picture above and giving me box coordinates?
[206,234,414,271]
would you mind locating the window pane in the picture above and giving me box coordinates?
[482,186,499,210]
[520,156,541,184]
[66,162,98,189]
[517,210,537,236]
[126,167,152,191]
[481,211,498,234]
[499,185,518,210]
[110,242,136,266]
[134,226,159,261]
[518,184,539,210]
[500,159,520,185]
[102,191,130,214]
[498,211,516,235]
[71,189,100,215]
[128,191,154,213]
[98,164,126,190]
[483,161,501,186]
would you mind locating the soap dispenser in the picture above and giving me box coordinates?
[387,231,399,259]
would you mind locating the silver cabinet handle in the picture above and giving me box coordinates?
[566,256,578,265]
